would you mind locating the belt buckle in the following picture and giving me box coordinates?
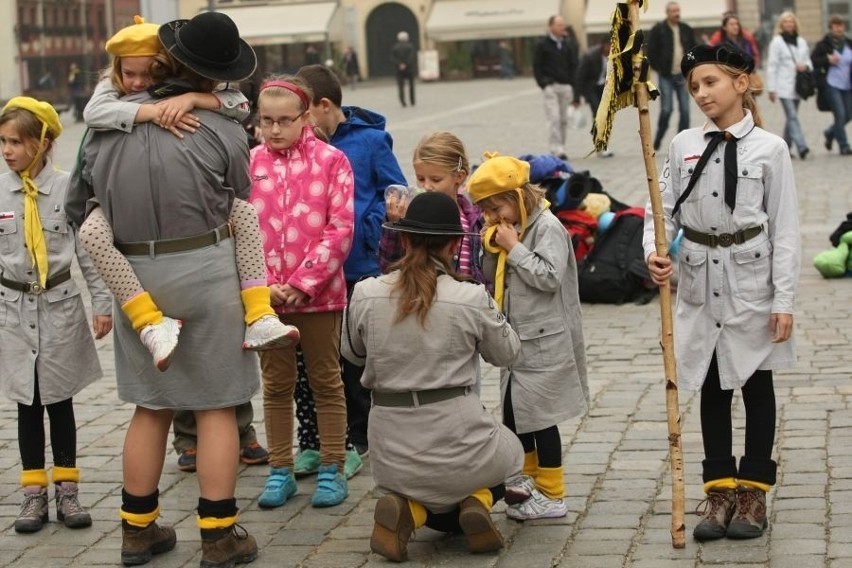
[27,281,43,294]
[717,233,734,247]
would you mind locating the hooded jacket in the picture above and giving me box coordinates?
[331,106,406,281]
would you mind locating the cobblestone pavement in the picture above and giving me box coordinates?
[1,76,851,568]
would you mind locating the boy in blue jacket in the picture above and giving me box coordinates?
[294,64,407,474]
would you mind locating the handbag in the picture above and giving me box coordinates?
[787,43,816,100]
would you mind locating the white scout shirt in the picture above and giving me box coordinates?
[643,110,800,391]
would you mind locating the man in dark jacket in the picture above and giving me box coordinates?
[811,14,852,155]
[646,2,697,151]
[533,15,580,159]
[391,31,416,107]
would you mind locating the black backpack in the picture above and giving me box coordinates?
[577,208,656,304]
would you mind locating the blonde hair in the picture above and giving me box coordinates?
[478,182,546,227]
[413,131,469,176]
[389,233,465,326]
[0,107,56,161]
[258,75,313,113]
[107,50,180,96]
[776,11,800,34]
[687,65,763,128]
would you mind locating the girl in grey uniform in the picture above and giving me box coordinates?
[644,44,800,542]
[0,97,112,533]
[342,191,524,562]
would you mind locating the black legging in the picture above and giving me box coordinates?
[424,486,506,533]
[18,375,77,470]
[700,352,777,485]
[502,377,562,468]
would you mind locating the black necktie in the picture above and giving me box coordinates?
[672,131,739,217]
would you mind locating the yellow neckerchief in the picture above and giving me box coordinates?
[481,189,530,311]
[20,122,50,288]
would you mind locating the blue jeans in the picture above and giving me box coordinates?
[779,98,808,155]
[655,73,690,148]
[824,84,852,152]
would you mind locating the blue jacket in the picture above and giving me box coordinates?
[333,106,406,281]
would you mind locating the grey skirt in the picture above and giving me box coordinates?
[114,238,259,410]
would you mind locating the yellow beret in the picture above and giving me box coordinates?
[466,153,530,203]
[105,15,161,57]
[2,97,63,139]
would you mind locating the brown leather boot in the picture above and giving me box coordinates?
[458,497,504,553]
[693,489,735,542]
[121,521,177,566]
[370,494,414,562]
[200,524,258,568]
[726,487,768,539]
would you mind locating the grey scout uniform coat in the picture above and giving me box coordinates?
[341,273,524,512]
[483,205,590,434]
[0,165,111,406]
[642,110,800,392]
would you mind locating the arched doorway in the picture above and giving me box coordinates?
[365,3,419,78]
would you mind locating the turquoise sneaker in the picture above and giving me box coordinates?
[257,467,297,509]
[344,449,363,479]
[311,464,348,507]
[294,449,321,478]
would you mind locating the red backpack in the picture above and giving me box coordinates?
[556,209,598,261]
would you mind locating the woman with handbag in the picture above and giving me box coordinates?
[767,11,812,159]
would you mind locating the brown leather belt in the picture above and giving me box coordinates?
[115,224,231,256]
[682,226,762,248]
[0,269,72,294]
[372,386,470,408]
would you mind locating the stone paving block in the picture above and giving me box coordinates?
[767,555,829,568]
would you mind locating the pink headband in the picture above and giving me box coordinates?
[260,80,310,109]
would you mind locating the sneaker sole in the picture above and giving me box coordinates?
[243,329,300,351]
[14,513,48,533]
[294,467,319,478]
[726,519,768,540]
[239,455,269,465]
[59,512,93,528]
[504,488,532,505]
[156,353,174,372]
[506,504,568,521]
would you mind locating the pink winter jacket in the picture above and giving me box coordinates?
[249,126,355,314]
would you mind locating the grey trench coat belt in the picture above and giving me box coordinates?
[372,386,470,408]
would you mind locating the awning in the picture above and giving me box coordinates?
[584,1,729,35]
[426,0,558,42]
[214,2,340,46]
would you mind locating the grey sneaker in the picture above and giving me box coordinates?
[505,487,567,520]
[139,317,182,371]
[693,489,736,541]
[726,487,768,539]
[55,482,92,528]
[243,315,299,350]
[15,486,49,533]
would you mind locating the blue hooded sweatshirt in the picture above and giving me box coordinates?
[332,106,406,281]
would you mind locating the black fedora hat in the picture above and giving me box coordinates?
[159,12,257,82]
[383,192,471,236]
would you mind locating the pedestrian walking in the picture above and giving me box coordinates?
[341,190,524,562]
[766,11,812,159]
[391,31,416,107]
[341,47,360,88]
[467,154,590,521]
[1,97,112,534]
[250,75,354,510]
[644,43,800,542]
[811,14,852,155]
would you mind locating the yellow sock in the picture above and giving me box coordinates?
[52,466,80,484]
[523,450,538,478]
[407,499,427,529]
[536,466,565,499]
[197,514,238,530]
[122,292,163,332]
[469,488,493,510]
[240,286,276,325]
[21,469,48,488]
[120,505,160,528]
[703,477,738,493]
[738,479,770,493]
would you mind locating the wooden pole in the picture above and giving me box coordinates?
[626,0,686,548]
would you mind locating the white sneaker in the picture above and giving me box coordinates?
[506,488,567,520]
[243,314,300,351]
[140,317,182,372]
[505,475,536,505]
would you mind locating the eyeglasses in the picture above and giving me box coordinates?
[259,112,305,129]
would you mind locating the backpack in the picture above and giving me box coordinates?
[577,208,656,304]
[556,209,598,261]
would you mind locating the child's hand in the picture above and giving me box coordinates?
[92,315,112,339]
[493,221,519,251]
[269,283,287,306]
[281,284,309,308]
[769,313,793,343]
[385,194,407,223]
[646,252,672,285]
[156,94,200,128]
